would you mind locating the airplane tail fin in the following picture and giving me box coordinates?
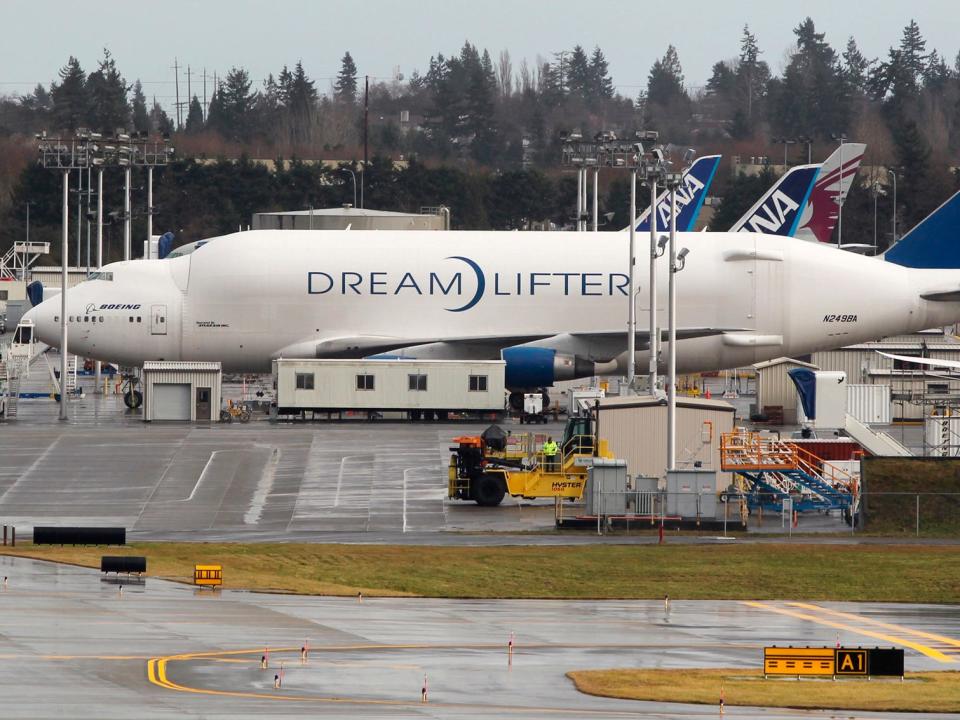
[729,164,820,235]
[883,190,960,269]
[794,143,866,243]
[631,154,721,233]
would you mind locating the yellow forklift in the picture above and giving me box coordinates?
[448,416,612,506]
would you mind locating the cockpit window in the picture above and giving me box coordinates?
[88,271,114,281]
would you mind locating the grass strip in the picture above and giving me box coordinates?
[0,542,957,601]
[567,668,960,713]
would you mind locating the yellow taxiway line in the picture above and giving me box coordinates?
[144,645,665,715]
[743,601,956,663]
[787,602,960,651]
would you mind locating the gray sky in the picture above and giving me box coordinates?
[2,0,957,116]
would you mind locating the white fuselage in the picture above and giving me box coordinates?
[24,229,960,375]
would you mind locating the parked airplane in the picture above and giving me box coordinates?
[729,164,821,235]
[630,155,721,232]
[794,143,866,244]
[730,144,865,240]
[22,197,960,404]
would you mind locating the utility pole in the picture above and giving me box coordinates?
[172,58,181,129]
[202,67,208,121]
[362,75,369,209]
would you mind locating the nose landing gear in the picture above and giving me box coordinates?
[121,374,143,409]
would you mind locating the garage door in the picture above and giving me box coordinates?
[152,383,191,420]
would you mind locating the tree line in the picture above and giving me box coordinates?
[0,17,959,255]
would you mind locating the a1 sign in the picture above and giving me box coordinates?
[835,649,867,675]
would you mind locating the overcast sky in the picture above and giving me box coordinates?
[2,0,957,114]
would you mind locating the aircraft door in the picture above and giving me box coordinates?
[151,304,167,335]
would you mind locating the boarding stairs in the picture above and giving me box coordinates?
[720,430,856,513]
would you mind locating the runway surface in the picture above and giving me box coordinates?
[0,555,957,718]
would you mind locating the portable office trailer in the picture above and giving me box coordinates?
[142,361,222,422]
[272,359,506,418]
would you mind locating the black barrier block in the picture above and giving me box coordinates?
[100,556,146,574]
[868,648,905,676]
[33,527,126,546]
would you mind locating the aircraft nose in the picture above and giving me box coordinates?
[21,301,53,346]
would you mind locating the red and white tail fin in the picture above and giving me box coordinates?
[794,143,866,244]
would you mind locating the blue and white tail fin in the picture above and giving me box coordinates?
[729,164,820,235]
[883,190,960,269]
[630,154,721,233]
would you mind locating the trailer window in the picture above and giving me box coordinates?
[408,373,427,391]
[469,374,488,392]
[295,372,315,390]
[356,374,375,391]
[927,383,949,395]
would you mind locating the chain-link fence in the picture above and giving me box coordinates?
[859,492,960,537]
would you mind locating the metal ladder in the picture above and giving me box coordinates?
[1,356,24,419]
[64,354,78,396]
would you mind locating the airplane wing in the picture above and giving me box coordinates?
[275,327,747,362]
[877,351,960,371]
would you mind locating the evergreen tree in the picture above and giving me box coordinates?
[334,51,358,103]
[148,100,173,135]
[923,51,951,91]
[131,80,150,133]
[50,56,88,131]
[85,49,129,132]
[211,67,256,141]
[185,95,204,133]
[588,47,614,101]
[899,19,928,88]
[566,45,590,100]
[647,45,686,106]
[770,18,849,138]
[842,37,873,94]
[288,61,317,143]
[737,25,766,121]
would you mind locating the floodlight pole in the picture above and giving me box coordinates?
[147,166,154,258]
[123,166,131,261]
[627,169,637,390]
[888,169,897,244]
[95,166,103,392]
[592,168,599,231]
[576,168,583,231]
[76,168,82,271]
[59,169,69,421]
[648,173,659,393]
[667,184,678,470]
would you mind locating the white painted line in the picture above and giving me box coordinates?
[182,451,221,502]
[244,447,280,525]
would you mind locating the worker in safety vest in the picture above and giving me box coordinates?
[542,437,559,471]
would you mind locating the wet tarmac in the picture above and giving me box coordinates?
[0,554,957,719]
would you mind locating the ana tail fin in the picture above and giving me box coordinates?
[729,164,820,235]
[632,154,721,233]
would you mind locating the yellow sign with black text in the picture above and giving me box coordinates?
[835,649,867,675]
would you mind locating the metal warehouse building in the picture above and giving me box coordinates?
[596,395,736,487]
[143,361,222,422]
[753,357,819,424]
